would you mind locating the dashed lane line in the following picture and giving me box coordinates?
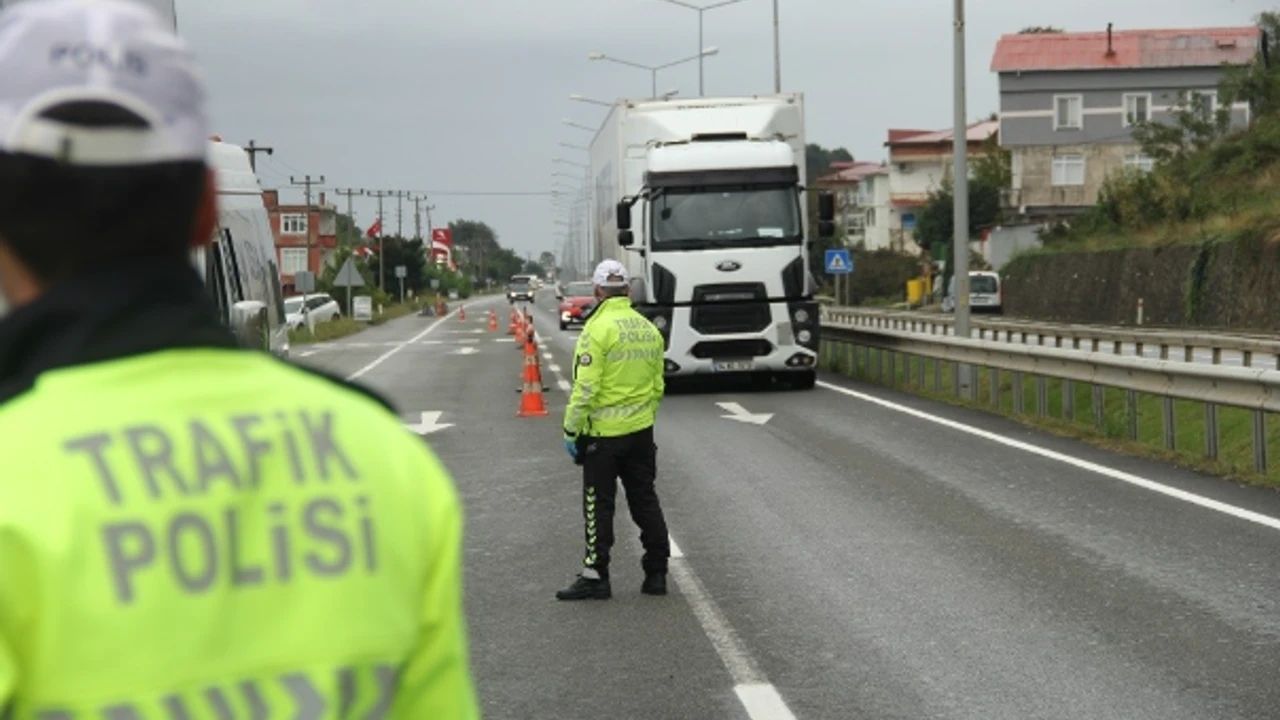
[529,309,797,720]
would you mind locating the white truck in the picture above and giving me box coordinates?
[590,94,834,388]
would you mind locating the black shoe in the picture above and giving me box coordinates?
[556,575,612,601]
[641,572,667,596]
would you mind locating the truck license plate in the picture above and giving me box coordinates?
[713,359,755,372]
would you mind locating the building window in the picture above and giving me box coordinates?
[1054,95,1083,130]
[901,213,918,231]
[1051,155,1086,186]
[1123,93,1151,126]
[1191,90,1218,121]
[1123,154,1155,173]
[281,213,308,235]
[280,247,308,275]
[865,208,877,228]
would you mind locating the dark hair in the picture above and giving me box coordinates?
[598,283,629,298]
[0,101,207,283]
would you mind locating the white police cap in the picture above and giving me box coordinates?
[0,0,208,166]
[592,259,629,288]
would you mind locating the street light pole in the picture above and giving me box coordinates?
[952,0,973,396]
[586,48,717,100]
[773,0,782,92]
[655,0,748,96]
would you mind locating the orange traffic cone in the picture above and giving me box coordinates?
[517,377,549,417]
[522,349,544,385]
[508,308,519,335]
[458,306,466,321]
[488,311,499,332]
[515,321,527,346]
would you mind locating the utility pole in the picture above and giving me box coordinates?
[290,174,325,280]
[245,139,274,173]
[332,187,364,226]
[411,194,430,241]
[952,0,973,395]
[366,190,395,291]
[395,191,411,239]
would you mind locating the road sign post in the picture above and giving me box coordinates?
[825,248,853,305]
[395,265,407,304]
[332,256,366,318]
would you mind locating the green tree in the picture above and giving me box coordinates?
[915,136,1008,282]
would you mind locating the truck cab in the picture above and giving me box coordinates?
[617,134,832,387]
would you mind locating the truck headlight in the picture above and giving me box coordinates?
[797,329,813,345]
[653,315,669,331]
[793,308,810,324]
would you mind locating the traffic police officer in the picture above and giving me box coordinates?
[558,260,670,600]
[0,2,478,716]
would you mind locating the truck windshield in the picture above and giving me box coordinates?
[650,186,801,250]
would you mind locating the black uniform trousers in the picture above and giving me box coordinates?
[579,426,670,578]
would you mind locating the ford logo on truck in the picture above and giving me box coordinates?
[716,260,742,272]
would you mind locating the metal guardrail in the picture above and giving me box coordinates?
[828,307,1280,370]
[821,307,1278,474]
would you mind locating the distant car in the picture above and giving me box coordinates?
[942,271,1002,314]
[448,289,459,300]
[284,293,341,330]
[508,280,535,303]
[559,281,597,330]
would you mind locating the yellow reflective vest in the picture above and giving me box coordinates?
[0,349,479,719]
[563,296,665,438]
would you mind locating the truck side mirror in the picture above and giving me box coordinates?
[617,200,632,231]
[619,230,635,247]
[818,192,836,223]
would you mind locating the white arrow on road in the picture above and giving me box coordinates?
[405,412,454,435]
[716,402,773,425]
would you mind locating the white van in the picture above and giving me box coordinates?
[943,271,1002,314]
[196,140,290,356]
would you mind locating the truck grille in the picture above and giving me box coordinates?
[690,283,770,335]
[690,340,774,359]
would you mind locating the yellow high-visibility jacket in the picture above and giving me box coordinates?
[0,348,479,719]
[563,296,665,438]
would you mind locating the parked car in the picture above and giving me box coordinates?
[559,281,597,330]
[942,271,1002,314]
[284,293,342,330]
[508,279,535,303]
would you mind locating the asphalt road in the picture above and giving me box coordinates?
[300,293,1280,720]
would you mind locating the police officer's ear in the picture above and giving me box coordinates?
[189,167,218,249]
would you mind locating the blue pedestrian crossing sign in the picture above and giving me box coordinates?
[825,248,854,275]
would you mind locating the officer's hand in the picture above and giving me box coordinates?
[563,434,579,462]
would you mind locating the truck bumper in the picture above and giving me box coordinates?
[651,301,820,377]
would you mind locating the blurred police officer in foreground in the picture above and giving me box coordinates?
[0,1,478,716]
[558,260,670,600]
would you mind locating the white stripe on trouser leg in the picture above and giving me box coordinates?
[668,535,684,559]
[667,534,796,720]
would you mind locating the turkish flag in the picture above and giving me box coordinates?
[366,218,383,238]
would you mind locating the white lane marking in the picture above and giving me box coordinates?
[667,535,796,720]
[558,379,572,393]
[298,350,317,358]
[817,380,1280,533]
[549,364,562,373]
[542,353,555,361]
[717,402,774,426]
[668,535,684,559]
[347,302,483,381]
[735,685,798,720]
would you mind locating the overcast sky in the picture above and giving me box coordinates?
[172,0,1273,260]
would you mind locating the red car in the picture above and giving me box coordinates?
[558,281,597,330]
